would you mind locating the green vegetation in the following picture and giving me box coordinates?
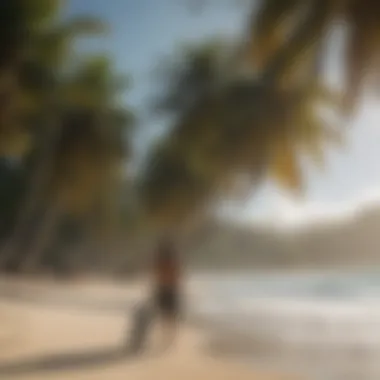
[0,0,376,275]
[0,1,134,274]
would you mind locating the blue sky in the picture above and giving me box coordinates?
[66,0,380,226]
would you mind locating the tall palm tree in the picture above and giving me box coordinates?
[19,56,134,272]
[139,40,343,230]
[0,2,111,271]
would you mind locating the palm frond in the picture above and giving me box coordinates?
[246,0,304,70]
[270,139,303,193]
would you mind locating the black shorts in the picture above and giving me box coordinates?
[156,287,179,317]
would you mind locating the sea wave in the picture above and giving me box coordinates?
[189,271,380,380]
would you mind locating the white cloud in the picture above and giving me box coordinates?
[262,187,380,230]
[222,186,380,231]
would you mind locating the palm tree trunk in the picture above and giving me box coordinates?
[20,199,62,273]
[0,106,62,269]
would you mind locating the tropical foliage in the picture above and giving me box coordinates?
[139,26,343,229]
[0,0,377,274]
[0,1,134,273]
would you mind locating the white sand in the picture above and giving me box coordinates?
[0,278,301,380]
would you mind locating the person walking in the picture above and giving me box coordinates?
[153,238,182,349]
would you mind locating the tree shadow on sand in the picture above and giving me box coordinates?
[0,283,159,376]
[0,343,161,376]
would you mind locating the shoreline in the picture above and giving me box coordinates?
[0,277,301,380]
[2,272,380,378]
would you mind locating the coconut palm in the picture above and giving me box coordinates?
[0,0,58,156]
[139,40,343,230]
[246,0,380,112]
[0,2,124,272]
[16,56,134,272]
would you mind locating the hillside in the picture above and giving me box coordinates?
[188,203,380,269]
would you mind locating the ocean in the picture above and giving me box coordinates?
[190,270,380,380]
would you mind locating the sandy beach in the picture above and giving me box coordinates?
[0,277,300,380]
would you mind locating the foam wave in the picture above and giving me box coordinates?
[189,272,380,379]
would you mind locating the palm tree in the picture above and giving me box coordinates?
[18,56,134,272]
[139,36,343,230]
[153,39,230,116]
[0,2,114,271]
[0,0,59,156]
[246,0,380,113]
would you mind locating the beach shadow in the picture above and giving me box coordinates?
[0,343,159,376]
[0,285,135,314]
